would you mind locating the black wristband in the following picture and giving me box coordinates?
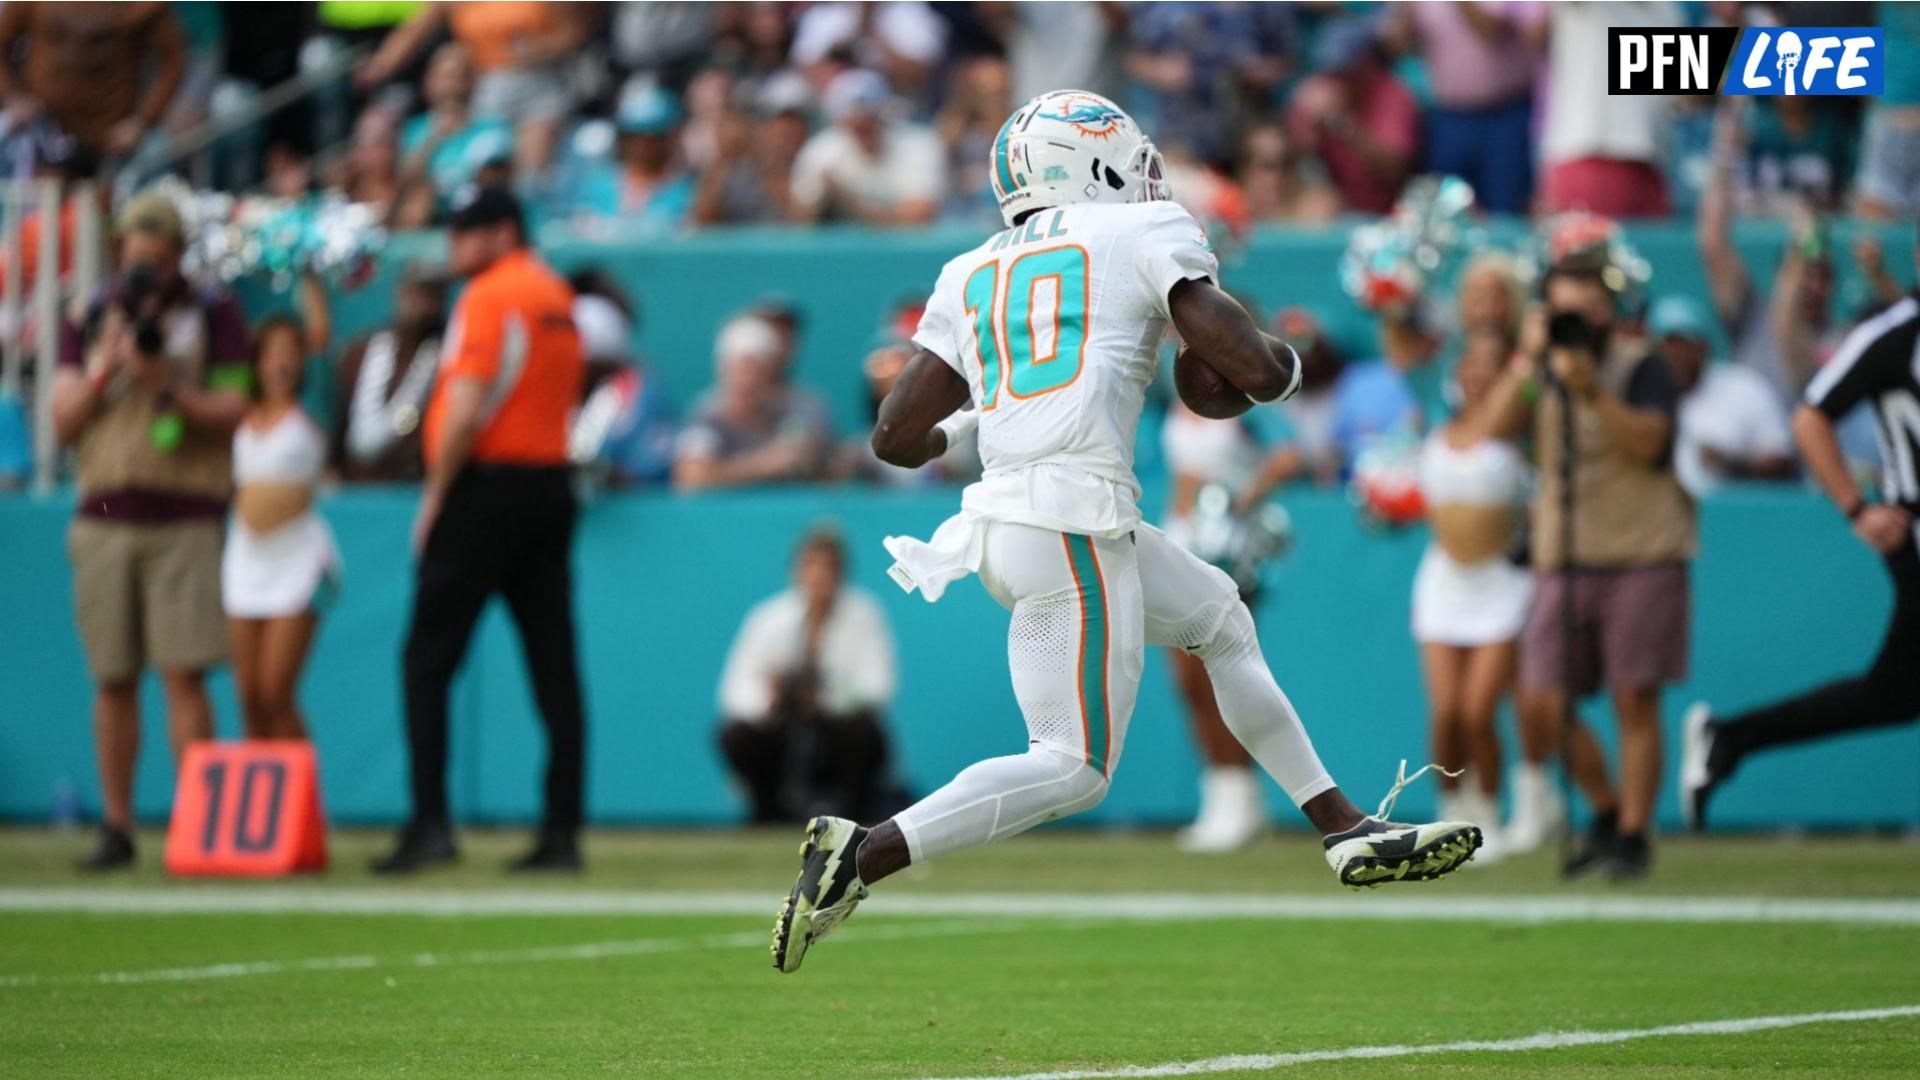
[1845,498,1869,521]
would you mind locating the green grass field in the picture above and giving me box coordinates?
[3,827,1919,1078]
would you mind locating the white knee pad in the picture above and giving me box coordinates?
[1188,600,1259,668]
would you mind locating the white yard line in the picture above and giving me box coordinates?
[0,918,1033,989]
[920,1005,1920,1080]
[3,887,1919,925]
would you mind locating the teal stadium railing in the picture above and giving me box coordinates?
[2,221,1915,829]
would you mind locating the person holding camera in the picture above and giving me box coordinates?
[1480,244,1695,880]
[716,528,899,825]
[49,192,251,870]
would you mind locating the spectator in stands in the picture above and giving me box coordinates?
[48,192,251,870]
[935,56,1012,224]
[790,1,947,106]
[399,43,513,218]
[711,3,804,105]
[1855,3,1920,218]
[691,85,806,226]
[1330,301,1441,471]
[567,269,677,487]
[995,2,1128,105]
[334,105,434,228]
[333,262,449,483]
[359,2,594,179]
[1237,122,1341,224]
[0,3,185,167]
[792,69,945,226]
[1387,3,1544,216]
[717,527,899,824]
[1537,2,1679,217]
[379,186,587,875]
[1698,104,1841,404]
[224,312,339,742]
[607,2,719,94]
[568,83,695,233]
[1744,96,1858,213]
[1481,243,1696,879]
[1649,295,1797,496]
[1285,15,1418,216]
[674,314,834,491]
[1127,2,1294,165]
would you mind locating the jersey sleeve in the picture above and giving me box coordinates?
[441,283,505,385]
[1132,202,1220,322]
[1805,299,1918,419]
[911,262,968,377]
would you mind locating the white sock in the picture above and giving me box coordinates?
[1197,606,1336,809]
[892,743,1108,864]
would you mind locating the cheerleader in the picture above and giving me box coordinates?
[223,314,339,739]
[1413,332,1531,860]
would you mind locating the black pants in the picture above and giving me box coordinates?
[718,709,891,825]
[403,466,586,833]
[1715,538,1920,774]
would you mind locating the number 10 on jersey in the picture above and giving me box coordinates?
[964,245,1090,409]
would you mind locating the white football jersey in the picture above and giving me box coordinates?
[913,201,1218,537]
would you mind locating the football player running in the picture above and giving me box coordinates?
[773,91,1480,974]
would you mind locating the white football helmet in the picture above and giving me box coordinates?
[989,90,1170,227]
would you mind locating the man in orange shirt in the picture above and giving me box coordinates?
[375,186,589,874]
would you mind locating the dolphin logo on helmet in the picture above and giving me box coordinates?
[989,90,1170,228]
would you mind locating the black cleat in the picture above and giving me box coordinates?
[1562,812,1620,880]
[77,826,135,872]
[508,831,582,873]
[371,819,458,875]
[1608,833,1653,882]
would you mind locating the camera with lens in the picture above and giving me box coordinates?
[114,264,167,359]
[1546,310,1607,356]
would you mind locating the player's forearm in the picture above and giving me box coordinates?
[1793,403,1864,513]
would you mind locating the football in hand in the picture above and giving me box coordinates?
[1174,346,1253,419]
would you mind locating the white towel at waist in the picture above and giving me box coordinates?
[883,510,990,603]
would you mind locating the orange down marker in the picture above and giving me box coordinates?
[165,741,328,876]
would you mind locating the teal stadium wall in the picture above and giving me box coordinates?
[2,222,1915,829]
[2,487,1914,830]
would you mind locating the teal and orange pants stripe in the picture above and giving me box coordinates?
[1060,534,1111,775]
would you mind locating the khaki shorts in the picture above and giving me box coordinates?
[68,518,229,683]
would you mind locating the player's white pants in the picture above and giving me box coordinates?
[894,523,1143,864]
[1135,523,1335,808]
[892,521,1334,866]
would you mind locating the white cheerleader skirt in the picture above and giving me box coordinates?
[1411,544,1532,647]
[222,512,341,619]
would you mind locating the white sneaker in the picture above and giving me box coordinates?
[1176,767,1266,853]
[1679,701,1718,832]
[771,816,868,974]
[1445,787,1508,866]
[1503,762,1564,855]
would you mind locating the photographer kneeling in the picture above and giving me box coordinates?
[1481,244,1695,880]
[49,194,251,870]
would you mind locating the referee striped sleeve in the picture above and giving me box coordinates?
[1805,296,1918,412]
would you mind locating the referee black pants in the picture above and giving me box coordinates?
[402,465,585,834]
[1715,538,1920,771]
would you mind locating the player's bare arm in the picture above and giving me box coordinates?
[870,350,971,469]
[1167,278,1300,402]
